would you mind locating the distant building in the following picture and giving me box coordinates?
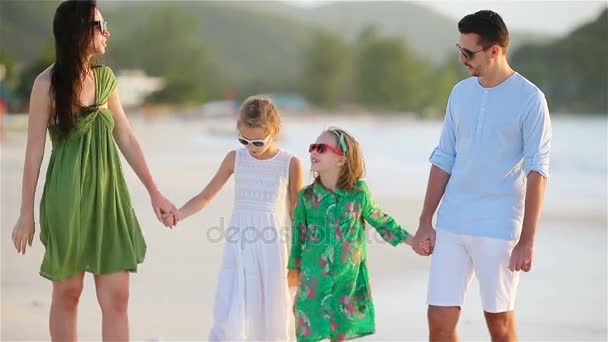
[268,93,309,114]
[116,70,165,108]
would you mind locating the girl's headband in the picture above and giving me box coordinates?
[329,129,348,154]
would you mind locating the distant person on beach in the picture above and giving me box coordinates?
[0,96,5,142]
[0,65,6,143]
[287,127,429,342]
[10,1,178,341]
[166,96,305,341]
[412,10,552,341]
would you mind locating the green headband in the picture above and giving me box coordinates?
[329,129,348,154]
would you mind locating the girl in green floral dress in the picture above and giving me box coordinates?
[287,128,429,341]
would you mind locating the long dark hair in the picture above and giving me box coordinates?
[50,0,97,135]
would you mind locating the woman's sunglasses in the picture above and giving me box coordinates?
[456,43,488,61]
[309,143,343,156]
[92,20,108,35]
[238,136,267,148]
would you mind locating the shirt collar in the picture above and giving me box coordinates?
[313,181,349,198]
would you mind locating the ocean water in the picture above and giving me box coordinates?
[193,114,608,220]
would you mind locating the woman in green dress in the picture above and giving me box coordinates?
[288,128,430,341]
[10,1,177,341]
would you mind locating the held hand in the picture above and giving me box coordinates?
[404,235,430,255]
[412,220,436,256]
[161,210,181,228]
[414,239,432,255]
[151,192,178,228]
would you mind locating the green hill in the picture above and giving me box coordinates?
[102,1,316,92]
[512,8,608,113]
[0,1,59,62]
[228,1,550,64]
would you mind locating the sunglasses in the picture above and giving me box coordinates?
[456,44,487,61]
[238,136,268,148]
[92,20,108,35]
[309,143,343,156]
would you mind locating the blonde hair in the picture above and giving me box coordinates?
[315,127,366,191]
[237,95,281,138]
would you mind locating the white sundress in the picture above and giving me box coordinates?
[208,148,295,341]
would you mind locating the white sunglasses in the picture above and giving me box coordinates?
[238,135,268,148]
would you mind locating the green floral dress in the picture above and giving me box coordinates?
[288,180,409,341]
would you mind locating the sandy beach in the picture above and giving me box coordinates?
[1,114,606,341]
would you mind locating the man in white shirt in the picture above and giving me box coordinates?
[413,10,552,342]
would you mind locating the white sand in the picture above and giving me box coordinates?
[1,115,606,341]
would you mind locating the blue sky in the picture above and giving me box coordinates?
[288,0,607,35]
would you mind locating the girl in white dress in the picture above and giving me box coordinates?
[170,96,304,341]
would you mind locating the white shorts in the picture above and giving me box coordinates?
[427,229,520,313]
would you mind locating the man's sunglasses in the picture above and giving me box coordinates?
[238,136,267,148]
[92,20,108,35]
[309,143,343,156]
[456,44,488,61]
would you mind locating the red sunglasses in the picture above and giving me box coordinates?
[309,143,343,156]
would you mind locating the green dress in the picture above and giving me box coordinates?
[39,65,146,282]
[288,180,409,342]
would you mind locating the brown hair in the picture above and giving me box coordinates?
[458,10,510,51]
[315,127,366,191]
[237,95,281,137]
[50,0,97,136]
